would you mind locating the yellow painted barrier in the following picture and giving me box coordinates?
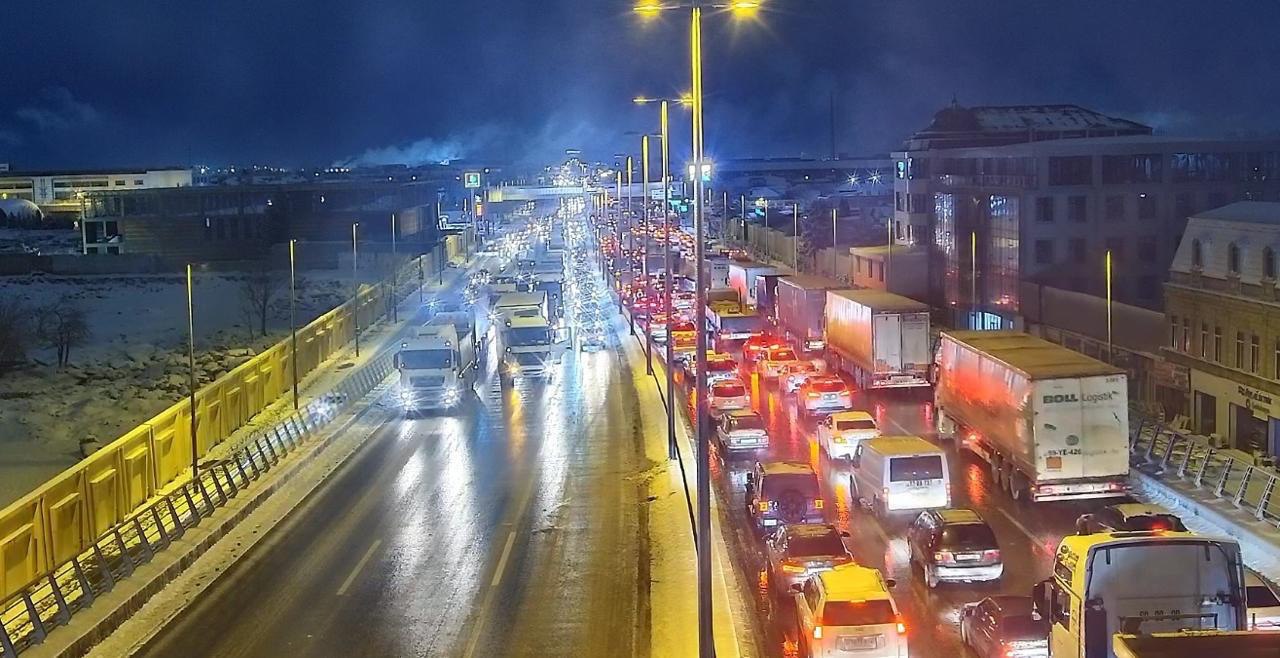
[0,259,419,599]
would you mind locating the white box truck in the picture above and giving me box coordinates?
[728,261,778,306]
[394,312,479,412]
[824,290,931,389]
[776,274,842,355]
[934,330,1130,502]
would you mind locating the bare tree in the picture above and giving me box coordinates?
[0,297,31,370]
[239,262,284,338]
[37,296,89,368]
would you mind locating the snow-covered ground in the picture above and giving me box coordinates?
[0,269,359,507]
[0,227,81,255]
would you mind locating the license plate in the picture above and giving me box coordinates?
[762,519,778,526]
[955,553,980,562]
[908,480,931,488]
[838,635,881,651]
[823,393,837,401]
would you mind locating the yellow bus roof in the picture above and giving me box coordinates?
[862,435,940,457]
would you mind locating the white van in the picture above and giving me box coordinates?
[792,563,908,658]
[850,436,950,517]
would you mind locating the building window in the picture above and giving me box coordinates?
[1138,276,1158,300]
[1048,156,1093,186]
[1275,339,1280,379]
[133,179,144,185]
[1102,154,1163,184]
[1182,317,1191,352]
[1214,325,1223,362]
[1036,197,1055,223]
[1170,315,1179,350]
[1201,322,1209,358]
[1237,331,1245,368]
[1068,195,1087,223]
[1105,195,1126,222]
[1138,236,1158,263]
[1191,239,1204,269]
[895,192,905,212]
[1228,242,1241,274]
[1105,237,1125,263]
[1035,239,1055,265]
[1251,334,1261,373]
[1137,193,1157,220]
[1070,238,1087,264]
[114,180,125,186]
[1265,247,1277,280]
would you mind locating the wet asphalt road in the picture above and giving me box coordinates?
[139,233,652,657]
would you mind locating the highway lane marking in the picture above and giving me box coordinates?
[490,530,518,587]
[336,539,382,596]
[994,507,1041,549]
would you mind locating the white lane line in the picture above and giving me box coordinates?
[884,414,912,436]
[336,539,382,596]
[490,530,518,588]
[994,508,1040,546]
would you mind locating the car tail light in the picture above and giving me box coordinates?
[757,501,770,512]
[807,392,821,398]
[812,626,823,640]
[984,549,1001,561]
[934,550,956,565]
[813,499,824,509]
[896,620,907,635]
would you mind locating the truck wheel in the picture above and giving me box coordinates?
[1009,472,1027,502]
[925,565,939,589]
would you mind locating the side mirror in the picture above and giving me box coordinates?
[850,456,861,469]
[744,483,755,500]
[790,583,803,593]
[745,472,755,485]
[840,531,851,538]
[962,606,975,618]
[393,354,401,368]
[1031,579,1049,622]
[885,578,897,589]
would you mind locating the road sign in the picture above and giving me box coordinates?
[463,171,481,188]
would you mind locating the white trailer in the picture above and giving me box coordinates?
[727,261,778,306]
[824,290,931,389]
[934,330,1130,502]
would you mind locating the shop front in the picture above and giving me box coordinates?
[1189,368,1280,456]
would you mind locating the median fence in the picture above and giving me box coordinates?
[0,256,424,656]
[1129,412,1280,526]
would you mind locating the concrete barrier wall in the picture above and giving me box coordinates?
[0,260,411,599]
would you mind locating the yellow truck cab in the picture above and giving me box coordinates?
[1034,531,1247,658]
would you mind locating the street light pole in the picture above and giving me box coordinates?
[290,240,298,410]
[391,213,398,323]
[642,134,654,374]
[627,155,636,336]
[831,208,838,279]
[690,7,713,656]
[793,204,800,271]
[1106,249,1114,362]
[353,222,360,358]
[661,100,676,461]
[186,263,199,479]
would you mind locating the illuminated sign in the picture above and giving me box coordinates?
[463,171,482,188]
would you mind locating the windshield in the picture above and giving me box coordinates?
[1248,585,1280,608]
[821,600,896,626]
[510,307,543,319]
[888,455,944,482]
[812,379,846,393]
[940,524,998,549]
[788,532,846,558]
[400,349,453,369]
[507,327,552,346]
[512,351,546,366]
[714,383,746,397]
[761,473,819,498]
[837,419,877,431]
[731,414,764,430]
[1124,515,1188,532]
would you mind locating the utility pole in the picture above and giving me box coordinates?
[661,100,676,461]
[186,264,199,479]
[642,135,653,374]
[289,240,298,410]
[353,222,360,358]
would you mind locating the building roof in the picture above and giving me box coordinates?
[1194,201,1280,225]
[778,273,844,291]
[904,103,1152,151]
[0,167,188,178]
[827,289,930,312]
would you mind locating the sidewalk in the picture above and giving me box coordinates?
[616,314,763,657]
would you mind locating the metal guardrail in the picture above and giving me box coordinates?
[0,352,394,657]
[1128,412,1280,527]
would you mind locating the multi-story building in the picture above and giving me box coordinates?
[893,104,1280,328]
[1164,202,1280,456]
[0,167,192,218]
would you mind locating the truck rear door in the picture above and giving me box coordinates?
[900,312,930,373]
[872,313,902,373]
[1033,378,1087,482]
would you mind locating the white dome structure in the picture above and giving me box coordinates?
[0,198,43,222]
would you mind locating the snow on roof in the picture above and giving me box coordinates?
[962,104,1149,133]
[1193,201,1280,225]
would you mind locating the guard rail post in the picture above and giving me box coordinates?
[1256,474,1275,521]
[1215,457,1235,498]
[1234,466,1254,508]
[1193,449,1212,488]
[1176,439,1195,478]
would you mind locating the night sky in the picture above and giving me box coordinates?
[3,0,1279,170]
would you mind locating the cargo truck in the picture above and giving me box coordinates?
[491,291,548,326]
[934,330,1130,502]
[728,261,779,306]
[776,274,843,356]
[707,303,765,352]
[394,312,479,412]
[824,290,931,390]
[754,273,788,325]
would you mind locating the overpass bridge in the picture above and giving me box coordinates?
[485,182,664,203]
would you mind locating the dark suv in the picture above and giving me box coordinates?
[908,508,1003,588]
[1074,503,1187,535]
[745,461,826,535]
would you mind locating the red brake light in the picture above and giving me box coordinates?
[896,621,907,634]
[934,550,955,565]
[984,549,1001,561]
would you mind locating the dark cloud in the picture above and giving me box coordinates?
[0,0,1278,169]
